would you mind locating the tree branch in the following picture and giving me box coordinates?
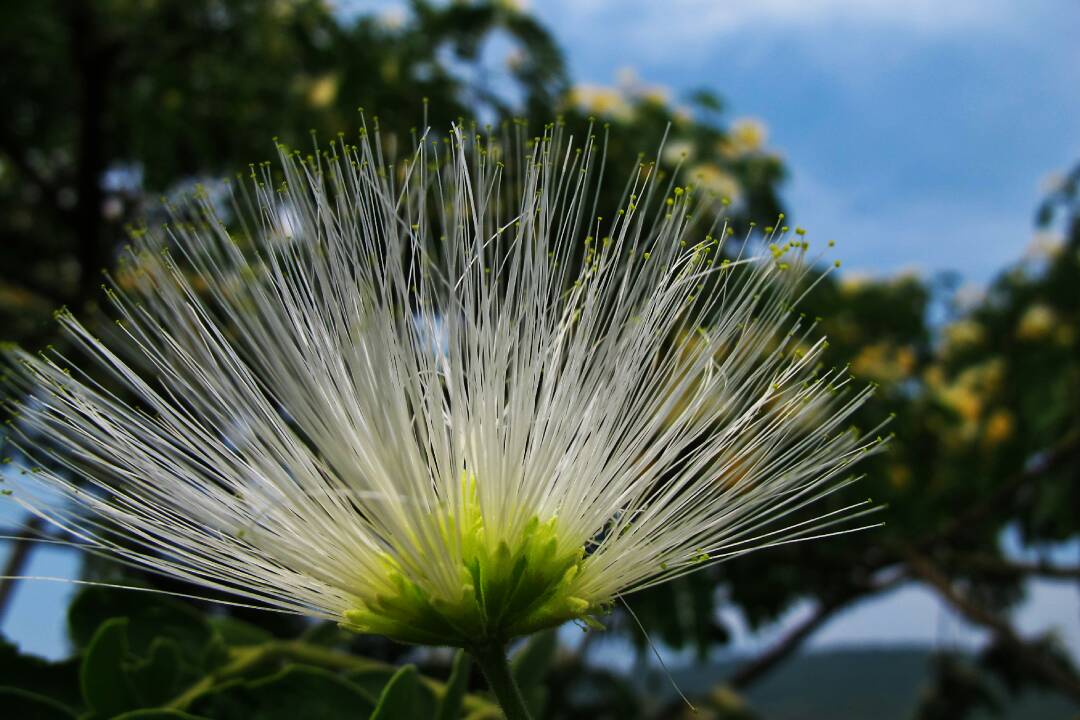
[69,0,115,311]
[728,597,845,689]
[728,572,905,689]
[724,430,1080,693]
[915,428,1080,552]
[905,549,1080,703]
[944,553,1080,581]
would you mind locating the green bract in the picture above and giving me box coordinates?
[342,482,600,646]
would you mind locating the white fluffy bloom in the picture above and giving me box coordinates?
[2,122,884,647]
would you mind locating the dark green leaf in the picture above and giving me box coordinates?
[128,638,185,706]
[511,629,557,691]
[0,640,81,710]
[0,686,77,720]
[436,650,472,720]
[80,618,139,717]
[209,616,274,646]
[68,587,212,667]
[298,621,352,647]
[511,630,557,717]
[342,667,397,698]
[347,664,439,718]
[369,664,424,720]
[189,664,375,720]
[198,633,230,672]
[112,711,211,720]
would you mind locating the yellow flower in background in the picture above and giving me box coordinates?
[1024,231,1064,261]
[923,364,946,391]
[935,358,1005,442]
[306,73,339,109]
[1016,303,1057,341]
[722,117,768,157]
[662,139,695,165]
[565,84,633,121]
[887,464,912,491]
[269,0,296,20]
[639,85,671,106]
[851,341,917,385]
[839,271,873,296]
[942,319,985,354]
[687,163,742,203]
[983,409,1015,447]
[941,384,982,426]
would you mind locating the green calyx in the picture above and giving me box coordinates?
[341,492,604,647]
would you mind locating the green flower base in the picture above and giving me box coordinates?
[342,499,605,646]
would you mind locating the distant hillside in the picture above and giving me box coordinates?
[642,646,1078,719]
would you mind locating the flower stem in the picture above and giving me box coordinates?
[469,643,532,720]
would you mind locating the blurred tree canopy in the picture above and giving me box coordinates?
[2,1,1079,718]
[0,0,779,345]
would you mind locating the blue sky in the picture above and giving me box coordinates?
[508,0,1080,666]
[517,0,1080,666]
[4,0,1080,663]
[528,0,1080,282]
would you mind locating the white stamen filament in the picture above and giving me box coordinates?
[1,121,885,632]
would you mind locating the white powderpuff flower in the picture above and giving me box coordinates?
[565,84,634,122]
[1,122,885,650]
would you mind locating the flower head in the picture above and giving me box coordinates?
[2,122,884,648]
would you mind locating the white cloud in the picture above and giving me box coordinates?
[539,0,1034,69]
[562,0,1011,35]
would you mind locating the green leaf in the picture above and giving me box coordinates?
[0,640,82,710]
[209,616,274,646]
[297,621,351,647]
[80,617,139,717]
[511,629,557,691]
[0,686,77,720]
[128,638,185,706]
[436,650,472,720]
[343,667,397,698]
[511,630,557,717]
[249,665,376,717]
[68,587,212,668]
[189,664,375,720]
[347,665,439,718]
[369,664,429,720]
[198,633,230,672]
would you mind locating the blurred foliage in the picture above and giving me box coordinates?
[0,584,769,720]
[1,0,567,343]
[2,1,1080,718]
[0,585,499,719]
[0,0,778,346]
